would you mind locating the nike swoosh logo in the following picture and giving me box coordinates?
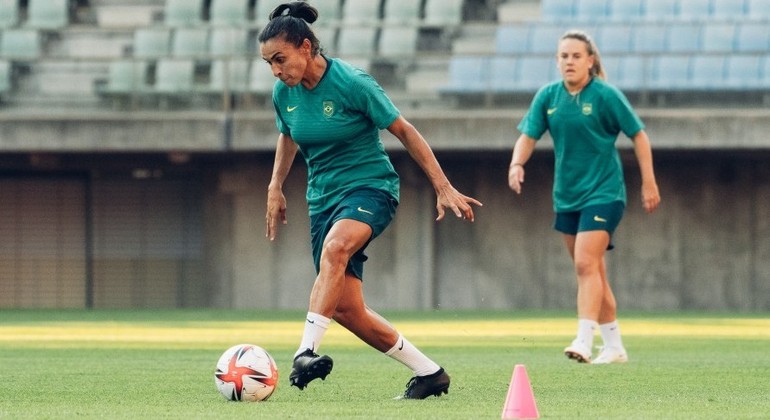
[398,339,404,351]
[357,207,374,215]
[306,319,315,324]
[593,215,607,223]
[287,105,298,112]
[547,107,557,115]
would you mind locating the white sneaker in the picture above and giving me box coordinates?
[593,346,628,364]
[563,340,592,363]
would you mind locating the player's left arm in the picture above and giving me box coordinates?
[387,115,482,221]
[630,130,660,214]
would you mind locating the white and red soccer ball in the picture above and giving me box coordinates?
[214,344,278,402]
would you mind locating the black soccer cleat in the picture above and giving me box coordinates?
[397,367,451,399]
[289,349,333,390]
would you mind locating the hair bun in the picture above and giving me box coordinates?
[269,2,318,24]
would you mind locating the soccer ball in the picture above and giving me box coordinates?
[214,344,278,402]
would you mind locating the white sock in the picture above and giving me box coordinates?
[385,335,441,376]
[294,312,330,358]
[575,319,598,349]
[599,320,624,350]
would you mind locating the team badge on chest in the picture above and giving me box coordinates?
[323,101,335,118]
[582,103,593,116]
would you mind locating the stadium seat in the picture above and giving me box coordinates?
[98,60,148,95]
[541,0,576,22]
[689,55,726,89]
[495,25,531,55]
[633,24,667,53]
[613,55,646,90]
[313,26,337,53]
[443,56,490,93]
[337,27,377,57]
[649,55,691,90]
[735,22,770,52]
[378,26,418,58]
[153,59,195,93]
[171,28,209,58]
[133,28,172,59]
[607,0,643,21]
[0,0,19,29]
[712,0,746,20]
[724,55,761,88]
[248,58,276,95]
[596,25,633,54]
[383,0,421,24]
[164,0,203,26]
[666,24,701,53]
[677,0,712,21]
[747,0,770,20]
[25,0,68,29]
[312,0,342,25]
[489,56,518,92]
[517,56,557,91]
[424,0,463,26]
[643,0,677,20]
[254,0,284,25]
[209,28,249,57]
[701,23,736,53]
[209,0,250,26]
[207,59,250,93]
[528,24,567,54]
[342,0,381,25]
[0,29,41,60]
[761,55,770,88]
[575,0,609,21]
[0,59,11,95]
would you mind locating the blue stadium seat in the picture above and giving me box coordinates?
[666,24,701,53]
[209,0,250,26]
[677,0,712,21]
[529,24,567,54]
[643,0,677,20]
[444,56,490,93]
[0,0,19,29]
[495,25,531,55]
[171,28,209,58]
[164,0,203,26]
[689,55,727,89]
[25,0,68,29]
[649,55,691,90]
[746,0,770,20]
[490,56,518,92]
[633,24,667,53]
[724,55,761,88]
[712,0,747,20]
[761,55,770,89]
[701,23,736,53]
[575,0,609,21]
[541,0,576,22]
[209,28,249,57]
[133,28,172,59]
[516,56,557,91]
[612,55,646,90]
[424,0,463,26]
[383,0,421,24]
[0,29,41,61]
[597,25,633,54]
[735,22,770,52]
[608,0,643,21]
[378,26,418,58]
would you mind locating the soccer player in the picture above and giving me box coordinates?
[508,30,660,364]
[260,2,481,398]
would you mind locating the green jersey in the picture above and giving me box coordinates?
[517,77,644,212]
[272,57,401,215]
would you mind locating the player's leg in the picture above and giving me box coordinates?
[290,218,371,389]
[594,257,629,364]
[333,276,450,399]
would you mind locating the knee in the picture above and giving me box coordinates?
[574,257,600,278]
[321,237,353,267]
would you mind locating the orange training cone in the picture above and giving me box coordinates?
[501,364,540,419]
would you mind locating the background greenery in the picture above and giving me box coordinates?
[1,310,768,419]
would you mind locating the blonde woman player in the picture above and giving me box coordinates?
[508,30,660,364]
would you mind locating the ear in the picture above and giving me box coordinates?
[301,38,312,55]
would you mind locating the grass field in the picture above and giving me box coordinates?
[1,310,768,419]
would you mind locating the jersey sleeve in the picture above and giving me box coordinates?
[347,71,400,129]
[516,85,550,140]
[605,85,644,139]
[272,90,290,136]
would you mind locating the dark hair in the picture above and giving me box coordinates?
[257,2,321,56]
[560,30,605,80]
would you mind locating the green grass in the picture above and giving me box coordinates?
[1,310,768,419]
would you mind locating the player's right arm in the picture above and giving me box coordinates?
[508,134,537,194]
[266,133,299,241]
